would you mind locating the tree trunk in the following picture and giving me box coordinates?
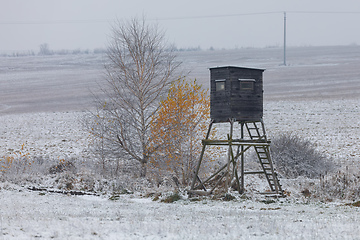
[140,161,147,178]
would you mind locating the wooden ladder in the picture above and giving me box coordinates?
[245,121,284,196]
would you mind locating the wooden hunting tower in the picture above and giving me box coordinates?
[210,66,264,122]
[190,66,284,197]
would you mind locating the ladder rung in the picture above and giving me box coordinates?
[259,192,282,196]
[256,149,266,152]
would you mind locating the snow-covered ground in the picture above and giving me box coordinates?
[1,46,360,239]
[0,112,88,160]
[265,99,360,165]
[0,99,358,165]
[1,183,360,240]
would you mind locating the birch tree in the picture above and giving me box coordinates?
[90,17,180,177]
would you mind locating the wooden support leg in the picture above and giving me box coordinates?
[240,122,245,194]
[190,120,214,191]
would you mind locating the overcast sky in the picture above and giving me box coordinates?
[1,0,360,53]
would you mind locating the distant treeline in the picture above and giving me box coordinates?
[0,47,108,57]
[0,44,209,57]
[1,44,285,57]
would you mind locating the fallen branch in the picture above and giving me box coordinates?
[28,186,100,196]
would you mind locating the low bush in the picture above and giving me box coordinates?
[223,193,236,201]
[270,133,337,179]
[317,167,360,201]
[161,192,182,203]
[49,160,76,174]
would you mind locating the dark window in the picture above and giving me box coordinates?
[239,79,255,90]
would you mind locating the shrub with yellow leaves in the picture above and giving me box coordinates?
[0,143,31,174]
[148,78,216,186]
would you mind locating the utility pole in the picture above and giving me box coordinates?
[283,11,287,66]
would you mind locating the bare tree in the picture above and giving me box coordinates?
[90,17,180,177]
[38,43,52,55]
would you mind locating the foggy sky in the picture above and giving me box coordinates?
[1,0,360,53]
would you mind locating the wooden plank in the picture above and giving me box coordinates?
[244,171,265,174]
[187,190,211,196]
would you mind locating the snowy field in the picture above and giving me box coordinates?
[1,46,360,239]
[1,184,360,240]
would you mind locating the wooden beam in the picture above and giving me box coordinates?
[244,171,265,174]
[187,190,211,196]
[202,139,270,146]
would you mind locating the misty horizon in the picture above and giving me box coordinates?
[1,0,360,53]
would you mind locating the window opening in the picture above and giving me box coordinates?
[239,79,255,90]
[215,79,226,91]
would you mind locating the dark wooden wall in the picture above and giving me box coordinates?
[210,66,264,122]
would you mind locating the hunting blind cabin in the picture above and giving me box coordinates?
[190,66,284,197]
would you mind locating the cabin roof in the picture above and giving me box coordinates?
[209,66,265,72]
